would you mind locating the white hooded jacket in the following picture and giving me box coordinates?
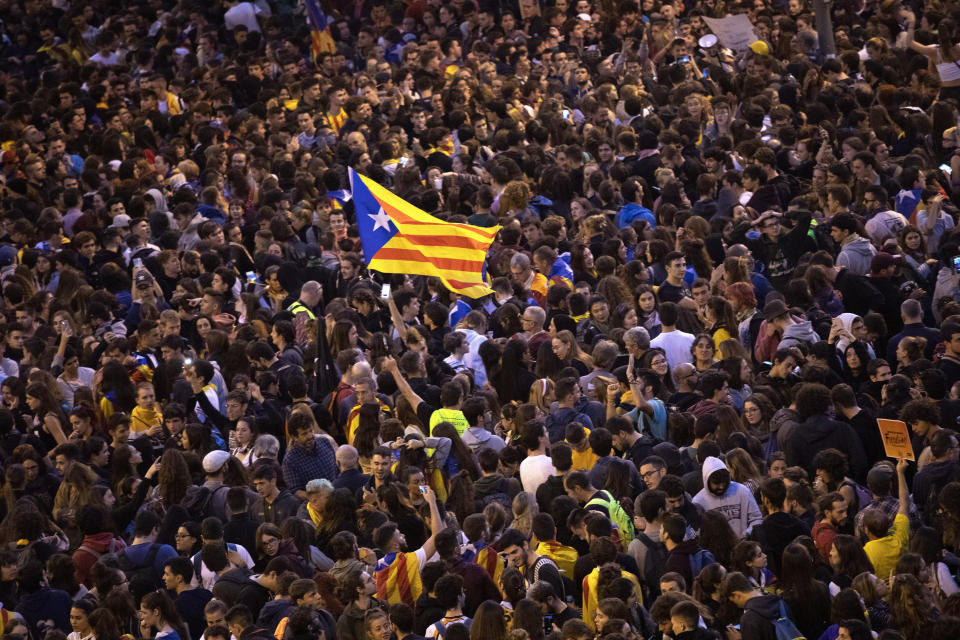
[691,456,763,538]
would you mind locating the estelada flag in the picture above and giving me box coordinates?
[304,0,336,58]
[349,168,500,298]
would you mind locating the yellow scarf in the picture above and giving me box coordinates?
[307,502,323,527]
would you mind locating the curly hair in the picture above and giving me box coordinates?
[889,573,935,638]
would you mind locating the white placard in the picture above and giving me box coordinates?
[703,14,759,52]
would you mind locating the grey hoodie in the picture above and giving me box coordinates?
[691,456,762,537]
[462,426,506,454]
[777,319,820,350]
[178,212,209,251]
[836,235,877,276]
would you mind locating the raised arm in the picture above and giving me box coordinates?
[419,486,444,559]
[897,458,910,515]
[386,296,408,342]
[901,9,939,57]
[382,356,423,413]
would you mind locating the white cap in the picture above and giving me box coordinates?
[203,450,231,474]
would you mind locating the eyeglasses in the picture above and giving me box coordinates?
[640,469,662,480]
[175,533,194,539]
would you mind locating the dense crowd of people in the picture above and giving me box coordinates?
[3,0,960,638]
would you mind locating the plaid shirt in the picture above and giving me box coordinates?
[853,495,922,541]
[282,436,337,493]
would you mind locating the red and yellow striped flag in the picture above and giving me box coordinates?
[375,551,422,607]
[349,168,500,298]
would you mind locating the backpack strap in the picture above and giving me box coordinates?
[78,545,101,559]
[193,553,203,580]
[635,533,657,550]
[532,556,553,583]
[434,620,447,639]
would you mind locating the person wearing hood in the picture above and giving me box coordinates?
[832,312,876,359]
[782,382,867,481]
[831,212,877,276]
[723,571,797,640]
[691,456,762,538]
[176,205,211,251]
[749,478,809,577]
[761,299,820,351]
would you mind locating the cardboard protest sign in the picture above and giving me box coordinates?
[703,15,758,51]
[877,419,915,461]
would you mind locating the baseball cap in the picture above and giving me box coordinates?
[202,450,231,474]
[109,213,131,230]
[0,245,16,267]
[749,40,770,56]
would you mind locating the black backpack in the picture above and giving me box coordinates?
[117,543,161,602]
[181,484,228,520]
[477,478,513,513]
[635,533,668,606]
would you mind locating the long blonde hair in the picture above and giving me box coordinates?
[554,330,594,368]
[528,381,555,415]
[53,462,104,522]
[511,492,538,538]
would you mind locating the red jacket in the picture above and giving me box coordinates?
[73,532,126,587]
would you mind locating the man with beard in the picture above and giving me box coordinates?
[691,456,762,538]
[811,492,847,562]
[372,486,443,607]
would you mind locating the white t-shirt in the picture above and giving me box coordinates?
[650,329,695,372]
[191,542,255,590]
[88,51,119,66]
[519,454,556,493]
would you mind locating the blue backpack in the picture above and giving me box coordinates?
[688,549,716,579]
[773,600,807,640]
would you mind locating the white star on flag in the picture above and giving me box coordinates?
[369,207,392,232]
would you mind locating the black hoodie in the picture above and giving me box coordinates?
[783,414,867,480]
[414,593,444,636]
[750,512,810,576]
[740,595,784,640]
